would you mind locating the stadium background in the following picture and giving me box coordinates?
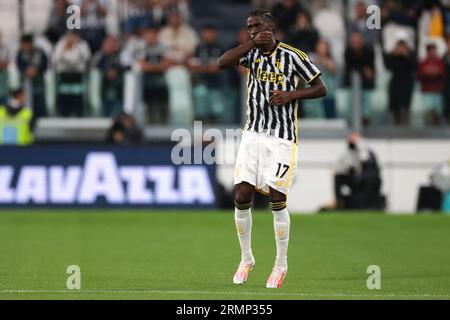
[0,0,450,300]
[0,0,449,212]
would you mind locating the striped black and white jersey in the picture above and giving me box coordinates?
[238,41,321,144]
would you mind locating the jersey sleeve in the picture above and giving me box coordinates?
[237,50,253,69]
[291,50,321,84]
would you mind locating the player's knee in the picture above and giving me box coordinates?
[269,189,286,203]
[235,183,254,205]
[234,193,252,207]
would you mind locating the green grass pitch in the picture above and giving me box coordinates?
[0,210,449,300]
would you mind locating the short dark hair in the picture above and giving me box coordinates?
[10,88,24,97]
[248,9,275,23]
[426,43,437,51]
[145,24,160,32]
[21,34,33,43]
[202,24,217,30]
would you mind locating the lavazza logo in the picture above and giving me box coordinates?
[0,153,214,205]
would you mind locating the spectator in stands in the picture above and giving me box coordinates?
[75,0,108,53]
[120,28,146,69]
[349,1,378,46]
[271,0,304,36]
[92,36,124,118]
[384,37,416,126]
[0,32,9,106]
[53,31,92,117]
[443,35,450,124]
[17,34,48,119]
[137,26,172,124]
[305,39,337,119]
[222,28,252,125]
[428,5,445,38]
[0,89,34,146]
[381,0,423,49]
[159,10,199,65]
[418,43,446,126]
[381,0,423,29]
[120,0,151,35]
[189,25,225,123]
[343,31,375,125]
[120,0,191,33]
[284,11,320,55]
[106,112,143,145]
[334,132,385,210]
[164,0,191,22]
[46,0,70,45]
[417,159,450,212]
[441,0,450,36]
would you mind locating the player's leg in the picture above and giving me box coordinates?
[266,187,290,288]
[233,181,256,284]
[264,137,297,288]
[232,131,259,284]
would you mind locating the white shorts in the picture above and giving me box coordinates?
[234,130,298,196]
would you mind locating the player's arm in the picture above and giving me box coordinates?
[217,32,273,69]
[269,77,328,106]
[139,57,172,73]
[217,40,254,70]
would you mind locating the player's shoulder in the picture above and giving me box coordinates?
[278,42,309,61]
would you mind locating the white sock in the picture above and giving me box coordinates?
[234,205,253,263]
[271,206,290,270]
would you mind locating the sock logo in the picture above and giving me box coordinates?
[276,229,285,238]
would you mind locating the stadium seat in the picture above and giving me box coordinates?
[88,69,103,117]
[165,66,194,126]
[313,8,345,67]
[123,69,144,124]
[44,69,56,116]
[0,0,19,53]
[23,0,52,35]
[410,84,427,128]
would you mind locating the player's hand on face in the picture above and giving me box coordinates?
[252,31,273,47]
[270,90,293,106]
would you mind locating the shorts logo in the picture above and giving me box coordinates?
[235,165,241,177]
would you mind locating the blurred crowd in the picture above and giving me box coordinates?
[1,0,450,143]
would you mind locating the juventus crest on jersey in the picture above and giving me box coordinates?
[238,41,321,144]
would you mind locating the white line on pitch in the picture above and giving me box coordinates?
[0,289,449,298]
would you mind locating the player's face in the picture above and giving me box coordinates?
[247,16,273,39]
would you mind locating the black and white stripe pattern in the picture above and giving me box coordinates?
[238,41,321,144]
